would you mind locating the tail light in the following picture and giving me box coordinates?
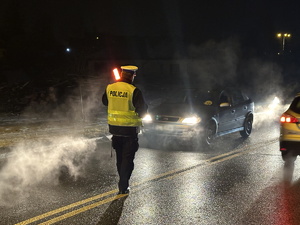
[280,114,299,123]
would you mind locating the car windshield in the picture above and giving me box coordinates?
[164,89,217,106]
[289,96,300,114]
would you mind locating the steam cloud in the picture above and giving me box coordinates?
[1,37,299,206]
[0,74,108,207]
[0,136,97,206]
[177,38,297,129]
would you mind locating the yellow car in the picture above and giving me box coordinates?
[280,92,300,162]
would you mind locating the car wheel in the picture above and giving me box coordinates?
[203,122,217,145]
[240,115,253,138]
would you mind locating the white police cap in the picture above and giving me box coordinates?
[121,65,138,74]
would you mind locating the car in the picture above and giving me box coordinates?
[142,87,254,148]
[279,92,300,162]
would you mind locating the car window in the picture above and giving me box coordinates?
[164,89,193,103]
[242,92,249,101]
[164,89,216,106]
[219,92,230,104]
[289,96,300,114]
[192,91,216,106]
[219,91,232,106]
[231,90,245,105]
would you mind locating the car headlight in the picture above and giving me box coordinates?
[182,116,201,125]
[142,114,152,122]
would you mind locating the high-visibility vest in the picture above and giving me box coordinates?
[106,82,142,127]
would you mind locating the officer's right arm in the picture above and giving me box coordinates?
[102,88,108,106]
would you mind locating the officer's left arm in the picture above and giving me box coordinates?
[132,88,148,118]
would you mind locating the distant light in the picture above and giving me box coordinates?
[142,114,152,122]
[277,33,291,38]
[66,48,71,52]
[96,36,100,40]
[272,97,280,105]
[268,97,280,110]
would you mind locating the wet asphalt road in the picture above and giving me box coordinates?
[0,119,298,225]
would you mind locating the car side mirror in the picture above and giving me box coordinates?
[220,102,230,107]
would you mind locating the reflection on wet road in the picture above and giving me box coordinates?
[1,121,299,225]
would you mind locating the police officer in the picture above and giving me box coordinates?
[102,65,148,194]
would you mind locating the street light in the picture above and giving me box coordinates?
[277,33,291,53]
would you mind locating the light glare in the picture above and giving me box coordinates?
[113,68,120,80]
[182,116,200,125]
[142,114,152,122]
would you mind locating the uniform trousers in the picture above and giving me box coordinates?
[112,135,139,192]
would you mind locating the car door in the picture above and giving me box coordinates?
[217,91,236,132]
[231,90,249,128]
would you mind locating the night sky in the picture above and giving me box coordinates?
[1,0,300,83]
[1,0,299,46]
[0,0,300,113]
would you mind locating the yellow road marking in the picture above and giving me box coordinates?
[164,140,275,180]
[15,139,278,225]
[38,194,127,225]
[15,190,118,225]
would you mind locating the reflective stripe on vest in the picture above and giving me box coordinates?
[106,82,142,127]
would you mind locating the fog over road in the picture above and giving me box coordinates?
[0,111,298,225]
